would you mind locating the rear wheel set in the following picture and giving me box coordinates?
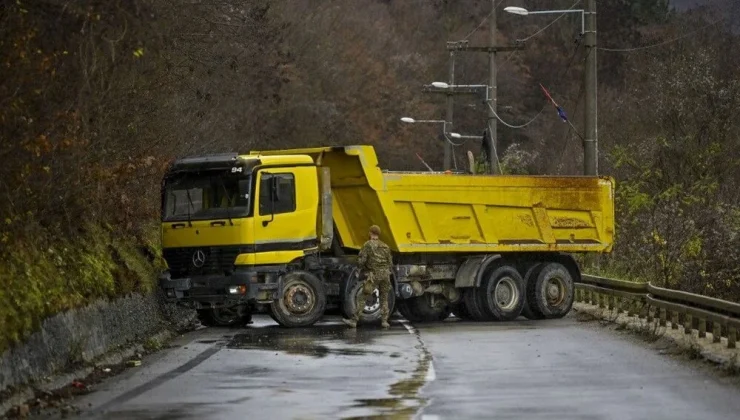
[454,261,576,322]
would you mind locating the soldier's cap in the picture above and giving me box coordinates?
[369,225,381,236]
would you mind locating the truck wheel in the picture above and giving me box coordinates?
[404,295,450,322]
[396,299,423,322]
[338,267,361,319]
[451,301,473,320]
[521,263,546,320]
[479,265,525,321]
[270,272,327,327]
[197,306,242,327]
[527,262,574,319]
[267,306,280,324]
[463,287,491,321]
[342,278,396,324]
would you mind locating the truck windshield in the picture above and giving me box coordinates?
[162,172,252,222]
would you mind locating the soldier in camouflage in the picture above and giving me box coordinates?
[342,225,393,329]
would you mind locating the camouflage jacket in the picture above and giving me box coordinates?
[357,238,393,280]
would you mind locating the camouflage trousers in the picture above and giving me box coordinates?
[352,271,391,323]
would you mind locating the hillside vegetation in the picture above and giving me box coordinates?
[1,0,738,350]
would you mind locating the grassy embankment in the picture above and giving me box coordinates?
[0,223,164,353]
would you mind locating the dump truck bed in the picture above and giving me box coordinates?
[250,146,615,254]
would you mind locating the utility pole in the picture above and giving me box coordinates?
[424,1,523,173]
[443,51,455,170]
[487,0,499,174]
[583,0,598,176]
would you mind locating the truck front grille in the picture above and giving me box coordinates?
[163,246,242,276]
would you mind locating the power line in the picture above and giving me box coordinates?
[444,134,471,147]
[599,18,724,52]
[487,102,544,129]
[498,49,519,69]
[516,0,582,42]
[462,10,493,41]
[483,39,583,130]
[460,0,506,41]
[556,77,585,174]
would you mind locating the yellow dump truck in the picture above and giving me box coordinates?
[158,145,614,327]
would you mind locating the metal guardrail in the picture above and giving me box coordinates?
[576,274,739,349]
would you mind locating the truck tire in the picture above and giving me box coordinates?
[526,262,574,319]
[463,287,491,322]
[267,306,281,324]
[451,301,473,320]
[521,263,546,320]
[396,299,424,323]
[270,272,327,328]
[479,265,525,321]
[338,266,361,319]
[342,278,396,324]
[402,295,450,323]
[197,306,248,327]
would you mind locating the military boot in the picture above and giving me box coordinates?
[342,318,357,328]
[381,320,390,329]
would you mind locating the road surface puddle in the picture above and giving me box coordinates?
[343,342,432,419]
[226,324,383,358]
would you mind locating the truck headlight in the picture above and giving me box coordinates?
[228,285,247,295]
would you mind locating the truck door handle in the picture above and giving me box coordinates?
[171,223,186,229]
[210,221,226,227]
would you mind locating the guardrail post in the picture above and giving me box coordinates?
[659,308,667,327]
[671,311,679,330]
[639,302,648,320]
[645,304,653,322]
[627,299,636,317]
[684,314,692,335]
[728,327,737,349]
[577,288,583,302]
[697,318,706,338]
[598,293,605,309]
[713,323,722,343]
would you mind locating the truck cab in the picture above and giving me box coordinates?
[158,152,326,326]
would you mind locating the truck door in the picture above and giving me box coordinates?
[253,167,319,265]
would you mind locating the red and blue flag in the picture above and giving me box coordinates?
[539,83,568,122]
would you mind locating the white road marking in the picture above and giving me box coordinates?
[398,318,436,384]
[399,319,416,334]
[425,359,436,382]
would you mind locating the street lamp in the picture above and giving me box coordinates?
[430,82,490,90]
[450,132,484,140]
[428,82,491,104]
[504,2,598,176]
[400,116,462,146]
[503,6,585,35]
[400,116,451,135]
[400,117,446,125]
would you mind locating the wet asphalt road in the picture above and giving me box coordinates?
[56,313,740,420]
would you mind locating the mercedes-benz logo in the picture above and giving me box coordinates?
[192,250,206,268]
